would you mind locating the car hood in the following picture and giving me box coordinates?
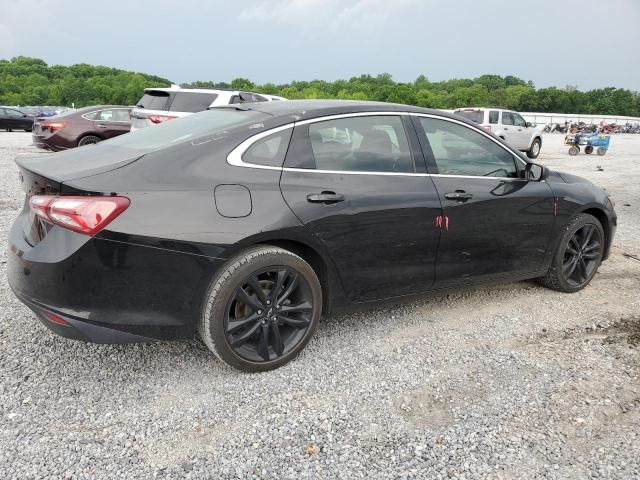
[547,169,594,186]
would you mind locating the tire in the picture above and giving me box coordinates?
[568,146,580,156]
[526,138,542,159]
[597,147,606,156]
[538,213,604,293]
[78,135,101,147]
[24,128,32,132]
[584,145,594,154]
[199,245,322,372]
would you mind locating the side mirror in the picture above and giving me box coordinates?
[526,122,533,128]
[522,162,548,181]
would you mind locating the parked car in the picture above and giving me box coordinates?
[0,107,34,131]
[8,100,616,372]
[130,87,285,131]
[32,105,131,151]
[454,107,543,159]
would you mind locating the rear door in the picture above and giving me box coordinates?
[413,114,555,287]
[93,108,131,139]
[279,113,442,302]
[0,109,8,129]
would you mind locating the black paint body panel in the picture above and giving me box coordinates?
[7,100,617,342]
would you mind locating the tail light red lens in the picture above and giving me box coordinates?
[29,195,130,236]
[147,115,177,124]
[45,312,69,326]
[40,122,66,132]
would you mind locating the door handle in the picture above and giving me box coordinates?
[503,127,509,130]
[97,124,108,128]
[444,191,473,201]
[307,192,345,204]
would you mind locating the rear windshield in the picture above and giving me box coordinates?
[169,92,218,112]
[136,91,171,111]
[104,108,268,151]
[454,109,484,124]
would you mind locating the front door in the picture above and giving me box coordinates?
[413,115,555,287]
[280,114,442,302]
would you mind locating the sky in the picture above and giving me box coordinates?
[1,0,639,91]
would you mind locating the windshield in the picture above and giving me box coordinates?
[454,109,484,124]
[105,108,269,151]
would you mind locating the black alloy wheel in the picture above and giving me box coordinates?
[199,246,322,372]
[225,267,314,363]
[539,213,605,293]
[561,223,602,288]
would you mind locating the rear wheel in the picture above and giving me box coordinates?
[538,213,604,293]
[24,128,32,132]
[597,147,606,156]
[199,246,322,372]
[568,146,580,156]
[527,138,542,159]
[78,135,101,147]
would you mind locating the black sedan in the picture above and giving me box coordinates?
[0,107,34,131]
[8,100,617,371]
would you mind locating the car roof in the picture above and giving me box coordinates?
[144,87,242,95]
[220,99,462,123]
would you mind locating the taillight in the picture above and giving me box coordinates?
[28,195,130,236]
[40,122,66,132]
[147,115,177,124]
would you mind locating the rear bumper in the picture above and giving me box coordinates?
[7,218,224,343]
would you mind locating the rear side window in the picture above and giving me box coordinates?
[243,129,293,167]
[307,115,414,173]
[489,111,499,124]
[137,91,171,111]
[169,92,218,113]
[454,109,484,124]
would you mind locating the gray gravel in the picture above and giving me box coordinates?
[1,131,639,479]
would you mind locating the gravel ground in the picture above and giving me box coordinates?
[0,132,639,479]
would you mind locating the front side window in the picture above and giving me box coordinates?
[242,129,292,167]
[502,112,515,125]
[111,109,131,122]
[5,108,22,117]
[513,113,527,127]
[307,115,413,173]
[419,117,519,178]
[488,111,499,124]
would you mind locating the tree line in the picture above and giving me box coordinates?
[2,57,639,117]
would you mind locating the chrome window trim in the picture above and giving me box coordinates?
[81,107,131,123]
[226,110,529,178]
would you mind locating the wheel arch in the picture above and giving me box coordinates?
[580,206,612,259]
[76,132,103,146]
[258,238,337,315]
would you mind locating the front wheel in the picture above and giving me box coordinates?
[199,246,322,372]
[568,146,580,156]
[597,147,606,156]
[538,213,604,293]
[527,138,542,159]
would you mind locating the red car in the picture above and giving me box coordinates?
[32,106,131,151]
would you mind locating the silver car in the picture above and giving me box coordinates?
[454,107,543,158]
